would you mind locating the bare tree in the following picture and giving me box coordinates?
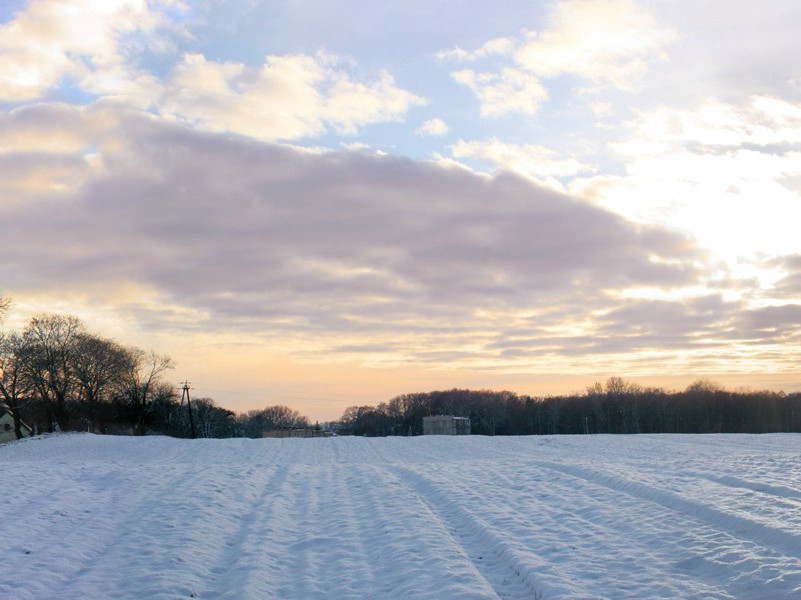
[0,332,31,439]
[191,398,237,439]
[122,348,174,435]
[240,405,309,437]
[72,333,130,433]
[686,379,723,394]
[0,294,10,322]
[21,314,84,432]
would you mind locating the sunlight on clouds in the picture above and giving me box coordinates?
[438,36,517,62]
[515,0,676,91]
[613,286,723,302]
[573,95,801,260]
[2,281,199,345]
[323,68,425,135]
[162,53,425,141]
[451,68,547,117]
[2,0,801,407]
[0,2,424,141]
[426,153,475,173]
[619,96,801,149]
[0,0,172,101]
[289,256,420,294]
[416,118,449,136]
[452,138,593,191]
[0,158,90,197]
[446,0,676,117]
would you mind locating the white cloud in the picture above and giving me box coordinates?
[572,95,801,259]
[437,36,516,62]
[445,0,676,117]
[322,68,425,135]
[416,118,449,136]
[0,0,174,102]
[452,138,593,191]
[451,68,547,117]
[341,142,371,151]
[515,0,676,91]
[160,53,425,141]
[0,2,424,141]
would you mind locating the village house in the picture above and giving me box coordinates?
[0,409,32,443]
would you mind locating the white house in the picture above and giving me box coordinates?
[0,409,32,442]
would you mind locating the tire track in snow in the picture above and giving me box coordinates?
[284,464,380,597]
[533,460,801,562]
[200,462,292,599]
[36,463,217,600]
[326,465,379,595]
[469,464,743,599]
[281,467,320,599]
[386,465,545,600]
[699,474,801,503]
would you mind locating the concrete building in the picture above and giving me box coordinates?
[263,429,332,438]
[423,415,471,435]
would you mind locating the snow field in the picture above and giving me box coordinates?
[2,433,801,599]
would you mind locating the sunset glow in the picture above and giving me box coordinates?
[1,0,800,420]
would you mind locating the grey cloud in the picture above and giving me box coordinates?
[647,1,801,104]
[769,254,801,298]
[482,296,728,360]
[732,304,801,341]
[3,110,702,298]
[598,295,733,338]
[0,107,716,364]
[5,122,797,367]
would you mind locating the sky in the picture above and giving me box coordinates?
[1,0,800,420]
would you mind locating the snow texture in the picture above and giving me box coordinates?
[2,433,801,599]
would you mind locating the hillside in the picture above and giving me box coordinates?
[2,433,801,599]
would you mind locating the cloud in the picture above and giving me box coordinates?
[444,0,676,117]
[767,255,801,298]
[160,52,427,141]
[0,102,99,153]
[451,68,547,117]
[514,0,676,91]
[649,0,801,103]
[416,118,449,136]
[571,95,801,259]
[0,106,709,366]
[452,138,593,191]
[0,0,173,102]
[0,2,425,142]
[437,36,516,62]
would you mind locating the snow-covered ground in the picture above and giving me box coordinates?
[3,434,801,599]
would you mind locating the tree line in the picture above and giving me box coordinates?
[4,297,800,440]
[0,298,313,440]
[337,378,801,437]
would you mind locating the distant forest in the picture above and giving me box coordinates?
[337,380,801,437]
[2,300,800,440]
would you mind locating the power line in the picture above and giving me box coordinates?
[180,381,196,439]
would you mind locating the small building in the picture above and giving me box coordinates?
[0,409,32,443]
[263,429,332,438]
[423,415,471,435]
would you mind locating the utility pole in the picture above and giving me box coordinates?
[180,381,196,439]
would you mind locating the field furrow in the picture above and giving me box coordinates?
[3,433,801,599]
